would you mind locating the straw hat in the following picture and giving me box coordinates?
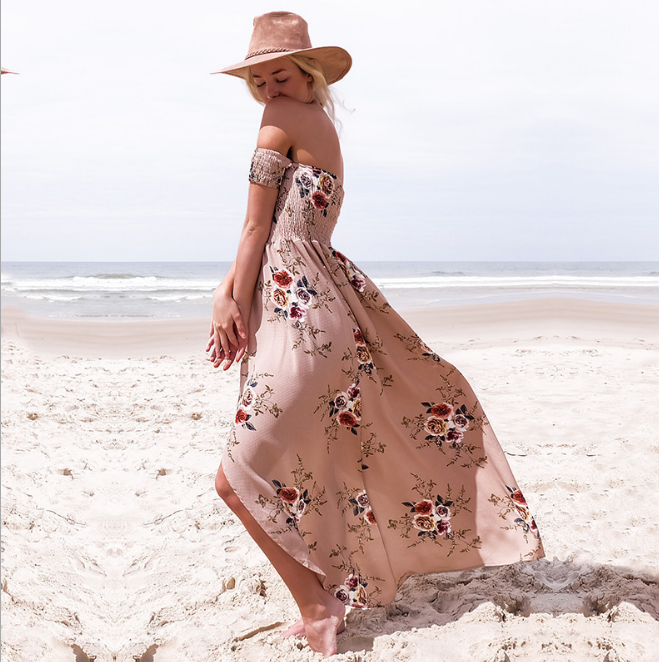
[213,11,351,85]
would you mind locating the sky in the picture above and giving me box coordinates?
[1,0,658,262]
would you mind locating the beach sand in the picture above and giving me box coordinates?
[1,299,658,661]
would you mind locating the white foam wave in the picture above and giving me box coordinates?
[24,294,83,302]
[7,276,219,292]
[146,294,210,302]
[372,275,659,290]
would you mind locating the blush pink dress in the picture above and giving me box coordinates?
[221,147,545,608]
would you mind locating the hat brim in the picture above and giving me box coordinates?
[212,46,352,85]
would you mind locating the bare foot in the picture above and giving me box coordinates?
[301,594,346,657]
[280,616,346,638]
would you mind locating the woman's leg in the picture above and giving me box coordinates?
[215,463,345,657]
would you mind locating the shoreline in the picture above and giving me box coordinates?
[2,297,658,359]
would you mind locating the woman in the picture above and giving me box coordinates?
[209,12,545,657]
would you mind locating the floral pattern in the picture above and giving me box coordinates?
[489,486,542,554]
[328,545,384,608]
[222,147,545,611]
[256,454,327,543]
[260,245,336,356]
[233,371,282,432]
[226,371,282,460]
[333,572,369,608]
[336,484,378,553]
[387,474,482,554]
[316,381,364,442]
[394,331,442,363]
[294,166,338,217]
[401,398,487,469]
[326,247,393,316]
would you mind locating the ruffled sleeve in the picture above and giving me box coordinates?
[248,147,292,188]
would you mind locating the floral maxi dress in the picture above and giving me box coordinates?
[222,147,545,608]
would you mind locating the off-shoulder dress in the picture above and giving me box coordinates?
[221,147,545,608]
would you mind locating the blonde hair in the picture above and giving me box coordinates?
[245,54,339,125]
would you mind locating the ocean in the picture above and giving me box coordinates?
[2,261,658,320]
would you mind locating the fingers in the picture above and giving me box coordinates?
[224,324,240,349]
[207,315,249,371]
[212,328,230,369]
[213,326,223,364]
[234,314,248,341]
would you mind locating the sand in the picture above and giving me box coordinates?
[1,298,658,662]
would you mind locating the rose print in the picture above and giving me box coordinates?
[235,408,249,425]
[354,329,365,344]
[437,520,452,535]
[241,388,254,407]
[331,248,369,295]
[404,400,477,452]
[338,411,359,427]
[333,573,369,608]
[312,190,329,210]
[232,372,280,434]
[334,392,350,411]
[318,173,334,195]
[446,428,464,443]
[279,487,300,504]
[289,304,307,320]
[272,288,288,307]
[424,416,448,436]
[413,499,434,515]
[511,489,527,506]
[347,384,360,399]
[325,382,362,435]
[436,505,451,518]
[269,476,317,531]
[345,574,360,590]
[393,488,457,544]
[452,414,469,430]
[295,288,312,306]
[273,269,293,288]
[350,276,366,293]
[355,345,372,365]
[335,484,379,555]
[430,402,453,418]
[334,250,347,265]
[353,584,367,608]
[489,486,542,543]
[334,587,350,605]
[413,514,437,531]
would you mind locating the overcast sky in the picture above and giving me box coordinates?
[2,0,658,262]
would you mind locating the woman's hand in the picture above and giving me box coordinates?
[207,287,248,371]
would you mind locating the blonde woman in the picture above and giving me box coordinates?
[209,12,544,657]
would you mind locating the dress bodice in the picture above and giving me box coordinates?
[248,147,344,246]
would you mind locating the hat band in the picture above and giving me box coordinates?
[245,47,295,60]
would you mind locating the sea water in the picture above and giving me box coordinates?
[2,261,658,320]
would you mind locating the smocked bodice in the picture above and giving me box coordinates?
[248,147,344,246]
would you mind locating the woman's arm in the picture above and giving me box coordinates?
[208,102,294,370]
[231,184,279,311]
[207,186,278,371]
[217,259,236,297]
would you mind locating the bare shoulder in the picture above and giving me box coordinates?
[259,99,341,176]
[257,98,309,154]
[261,97,315,126]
